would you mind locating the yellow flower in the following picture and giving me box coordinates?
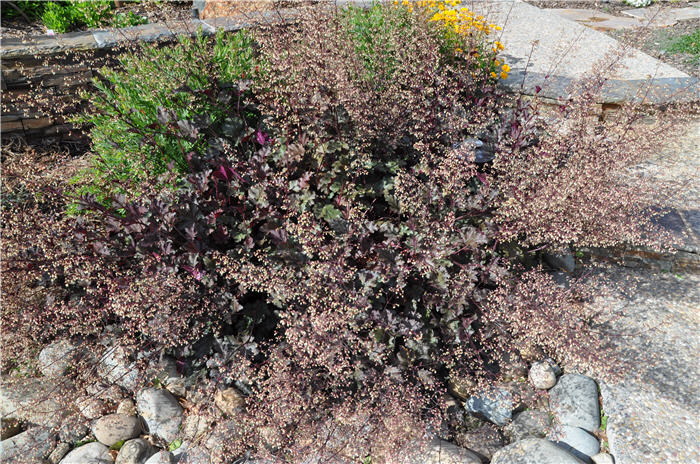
[500,71,508,79]
[490,71,498,78]
[501,63,510,72]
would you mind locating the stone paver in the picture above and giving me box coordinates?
[588,267,700,464]
[622,4,700,23]
[637,118,700,212]
[547,9,646,30]
[470,0,687,81]
[549,4,700,30]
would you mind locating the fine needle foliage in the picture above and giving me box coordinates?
[0,1,686,463]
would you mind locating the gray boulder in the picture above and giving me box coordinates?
[60,442,114,464]
[98,346,140,391]
[455,424,505,460]
[75,395,107,420]
[136,388,183,443]
[58,416,90,444]
[38,340,78,377]
[175,445,210,464]
[544,252,575,272]
[0,378,67,427]
[0,427,54,463]
[544,358,562,377]
[549,374,600,432]
[115,438,156,464]
[491,438,585,464]
[504,410,552,442]
[591,453,614,464]
[408,438,482,464]
[92,414,142,447]
[49,442,71,464]
[144,451,176,464]
[116,399,137,416]
[548,425,600,462]
[465,387,513,426]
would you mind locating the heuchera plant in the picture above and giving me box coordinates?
[1,2,681,463]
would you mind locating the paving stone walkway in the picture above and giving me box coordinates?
[589,267,699,464]
[471,0,688,80]
[469,0,698,103]
[580,117,699,463]
[548,3,700,30]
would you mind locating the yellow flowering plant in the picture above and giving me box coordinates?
[394,0,509,81]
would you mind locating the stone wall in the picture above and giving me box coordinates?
[2,45,120,141]
[0,11,300,142]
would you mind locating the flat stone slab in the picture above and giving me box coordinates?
[622,4,700,23]
[548,5,700,29]
[491,438,585,464]
[0,31,98,58]
[468,0,696,103]
[547,9,647,30]
[588,267,700,464]
[471,0,687,80]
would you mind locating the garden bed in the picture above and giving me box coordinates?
[0,1,696,464]
[0,1,192,39]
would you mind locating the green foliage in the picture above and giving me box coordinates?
[39,1,113,33]
[41,2,73,33]
[1,1,45,20]
[74,438,97,447]
[666,29,700,63]
[168,439,183,452]
[109,439,126,451]
[110,10,147,28]
[341,4,411,83]
[70,0,112,29]
[71,29,256,205]
[600,410,609,432]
